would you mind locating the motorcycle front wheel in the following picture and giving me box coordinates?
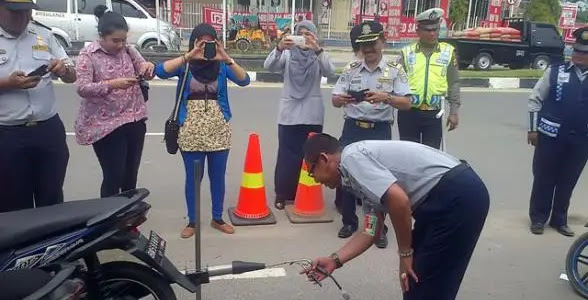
[566,232,588,299]
[99,261,177,300]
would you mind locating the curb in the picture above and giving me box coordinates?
[246,72,539,89]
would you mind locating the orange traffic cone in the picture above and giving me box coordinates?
[228,133,276,226]
[285,132,333,224]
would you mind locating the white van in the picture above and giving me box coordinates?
[32,0,180,51]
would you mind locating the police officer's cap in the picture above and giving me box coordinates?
[572,26,588,52]
[355,21,384,44]
[0,0,38,10]
[416,8,444,30]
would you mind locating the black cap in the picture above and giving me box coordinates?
[355,21,384,44]
[573,26,588,52]
[350,24,362,49]
[0,0,38,10]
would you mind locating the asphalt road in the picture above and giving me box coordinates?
[54,82,587,300]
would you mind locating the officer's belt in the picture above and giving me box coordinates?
[348,118,387,129]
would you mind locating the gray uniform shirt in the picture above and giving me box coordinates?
[332,57,412,123]
[528,63,588,131]
[0,22,72,126]
[339,140,461,213]
[264,48,336,125]
[398,44,461,115]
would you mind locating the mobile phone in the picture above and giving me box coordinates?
[204,41,216,60]
[27,64,49,77]
[288,35,306,46]
[348,89,369,102]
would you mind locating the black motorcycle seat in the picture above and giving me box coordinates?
[0,196,137,250]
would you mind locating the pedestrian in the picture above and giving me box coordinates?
[154,23,250,238]
[264,20,336,210]
[0,0,76,213]
[527,27,588,237]
[74,6,155,198]
[398,8,460,149]
[331,21,412,248]
[301,133,490,300]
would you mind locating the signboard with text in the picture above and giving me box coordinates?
[202,7,312,32]
[202,7,224,32]
[559,3,578,29]
[171,0,183,27]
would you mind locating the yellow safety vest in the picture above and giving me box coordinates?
[401,42,454,110]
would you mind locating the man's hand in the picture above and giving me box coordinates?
[4,71,41,90]
[364,91,388,104]
[304,32,321,51]
[528,131,538,146]
[106,77,138,89]
[47,59,66,77]
[300,256,337,282]
[333,94,354,107]
[447,114,458,131]
[399,256,419,293]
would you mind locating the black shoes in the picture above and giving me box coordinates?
[338,225,356,238]
[531,223,575,237]
[550,224,575,237]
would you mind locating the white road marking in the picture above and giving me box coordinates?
[179,267,287,281]
[560,273,569,281]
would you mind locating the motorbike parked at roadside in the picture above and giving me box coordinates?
[565,223,588,299]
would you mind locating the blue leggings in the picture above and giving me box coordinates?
[182,150,229,223]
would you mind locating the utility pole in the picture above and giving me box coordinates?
[312,0,322,37]
[466,0,473,29]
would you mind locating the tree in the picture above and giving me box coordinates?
[449,0,469,30]
[524,0,562,25]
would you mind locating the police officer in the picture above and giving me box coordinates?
[527,27,588,237]
[331,21,412,247]
[302,133,489,300]
[398,8,460,149]
[0,0,76,212]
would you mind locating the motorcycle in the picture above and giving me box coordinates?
[0,189,269,299]
[1,262,85,300]
[565,223,588,299]
[0,188,347,299]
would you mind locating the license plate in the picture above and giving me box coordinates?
[146,231,166,264]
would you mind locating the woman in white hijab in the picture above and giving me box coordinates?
[264,20,336,209]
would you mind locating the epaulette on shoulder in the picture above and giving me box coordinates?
[31,20,52,31]
[343,60,361,72]
[386,60,402,69]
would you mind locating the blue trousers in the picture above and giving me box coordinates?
[336,119,391,228]
[529,134,588,226]
[405,167,489,300]
[181,150,229,223]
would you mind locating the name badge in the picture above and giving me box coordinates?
[32,45,49,51]
[558,72,570,84]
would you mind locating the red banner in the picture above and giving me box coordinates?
[560,3,578,29]
[202,7,224,32]
[485,0,504,28]
[171,0,183,27]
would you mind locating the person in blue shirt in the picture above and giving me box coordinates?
[154,23,250,238]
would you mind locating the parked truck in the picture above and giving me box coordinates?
[441,18,565,71]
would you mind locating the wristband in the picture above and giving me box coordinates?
[398,249,414,257]
[329,253,343,268]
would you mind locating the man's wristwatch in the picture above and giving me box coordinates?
[329,253,343,269]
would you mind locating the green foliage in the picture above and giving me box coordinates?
[524,0,562,25]
[449,0,469,30]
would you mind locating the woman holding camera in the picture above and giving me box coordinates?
[154,23,250,238]
[264,20,335,210]
[74,6,154,198]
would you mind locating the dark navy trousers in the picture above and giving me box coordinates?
[336,118,391,229]
[0,114,69,212]
[529,133,588,227]
[405,166,490,300]
[275,124,323,202]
